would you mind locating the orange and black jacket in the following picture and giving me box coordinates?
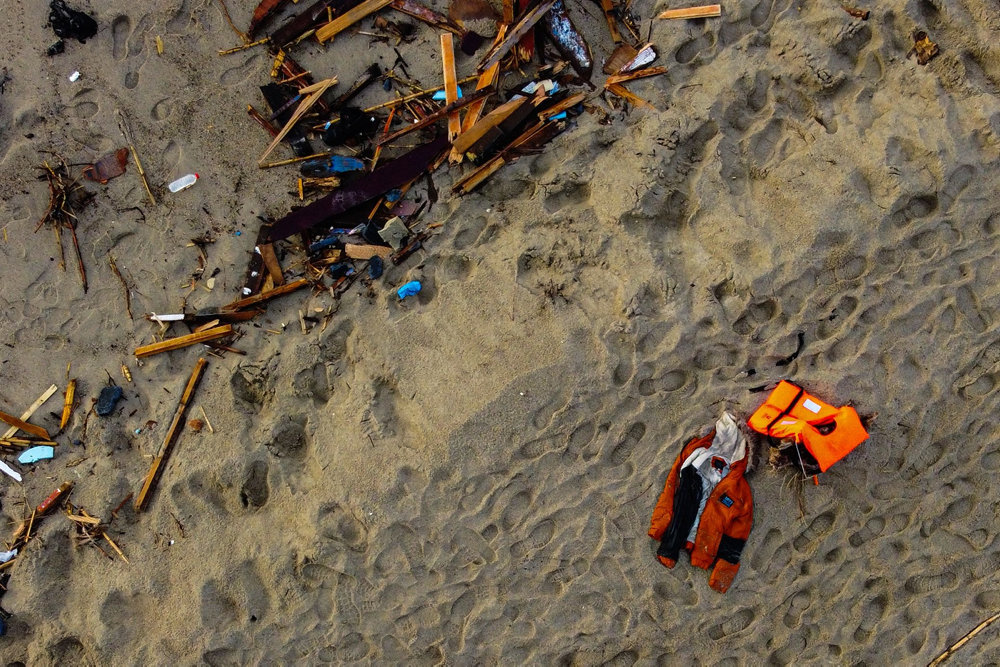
[648,430,754,593]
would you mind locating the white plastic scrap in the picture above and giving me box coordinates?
[69,71,80,82]
[0,548,17,563]
[0,460,22,482]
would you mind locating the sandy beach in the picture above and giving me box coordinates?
[1,0,1000,663]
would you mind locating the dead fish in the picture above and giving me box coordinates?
[542,0,592,80]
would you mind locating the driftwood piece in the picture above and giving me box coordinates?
[452,96,529,155]
[375,89,492,146]
[316,0,395,41]
[599,0,622,44]
[2,384,58,440]
[222,278,310,311]
[538,91,586,119]
[391,0,463,35]
[135,358,207,512]
[656,4,721,19]
[133,325,233,359]
[478,0,557,72]
[604,66,669,86]
[929,611,1000,666]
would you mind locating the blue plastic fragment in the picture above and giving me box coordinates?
[431,88,463,101]
[385,188,402,203]
[18,446,54,464]
[551,111,568,120]
[397,281,421,300]
[368,256,384,279]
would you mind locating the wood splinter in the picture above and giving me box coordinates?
[657,4,721,19]
[134,325,233,359]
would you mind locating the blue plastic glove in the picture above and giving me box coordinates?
[397,281,421,300]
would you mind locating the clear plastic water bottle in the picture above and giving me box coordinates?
[168,173,198,193]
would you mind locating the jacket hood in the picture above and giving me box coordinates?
[708,412,747,464]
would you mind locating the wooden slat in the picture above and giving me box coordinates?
[606,83,656,109]
[133,325,233,359]
[374,89,492,146]
[441,33,461,143]
[316,0,395,41]
[477,0,557,72]
[222,278,310,311]
[135,358,208,512]
[2,384,58,439]
[344,243,393,259]
[656,4,721,19]
[0,410,49,440]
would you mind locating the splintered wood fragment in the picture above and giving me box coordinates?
[657,4,721,19]
[478,0,557,72]
[102,532,129,563]
[599,0,622,43]
[259,243,285,286]
[135,358,208,512]
[605,66,669,86]
[502,0,514,23]
[538,91,587,119]
[316,0,395,42]
[60,379,76,429]
[441,33,461,142]
[199,407,215,434]
[452,27,507,162]
[454,120,559,193]
[133,325,233,359]
[606,83,656,109]
[344,243,393,259]
[0,410,49,440]
[454,155,506,193]
[258,77,338,165]
[2,384,58,440]
[193,319,221,332]
[223,278,310,311]
[375,88,492,146]
[66,513,101,525]
[0,438,57,448]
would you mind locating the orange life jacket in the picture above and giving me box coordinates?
[747,380,868,472]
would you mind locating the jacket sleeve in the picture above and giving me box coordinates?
[648,433,712,540]
[709,479,753,593]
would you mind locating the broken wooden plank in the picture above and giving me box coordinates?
[441,33,461,143]
[461,27,506,135]
[316,0,395,42]
[374,89,492,146]
[135,358,207,512]
[0,410,49,440]
[60,379,76,430]
[133,325,234,359]
[452,96,529,155]
[656,4,721,19]
[478,0,557,72]
[66,513,101,526]
[222,278,310,311]
[2,384,58,440]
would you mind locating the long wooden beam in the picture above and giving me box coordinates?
[134,358,207,512]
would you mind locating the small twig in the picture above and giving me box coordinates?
[115,110,156,206]
[215,0,251,44]
[109,255,132,317]
[930,612,1000,666]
